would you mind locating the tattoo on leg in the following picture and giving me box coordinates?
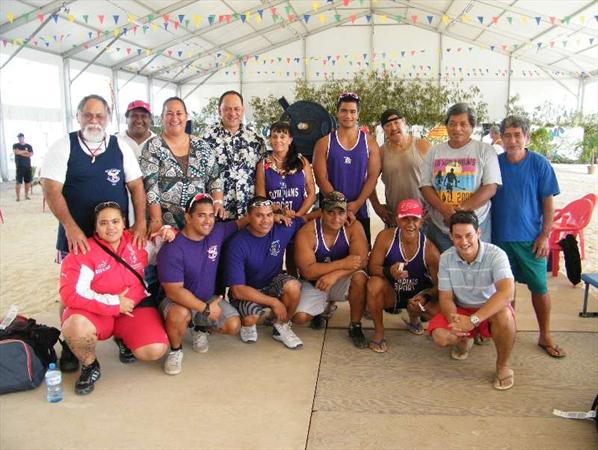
[65,335,97,365]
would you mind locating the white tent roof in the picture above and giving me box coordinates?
[2,0,597,86]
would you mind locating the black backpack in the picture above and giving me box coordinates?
[0,316,61,394]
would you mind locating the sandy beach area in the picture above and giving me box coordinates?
[1,164,596,317]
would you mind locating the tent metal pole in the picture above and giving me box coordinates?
[112,69,121,132]
[303,38,307,82]
[506,54,512,115]
[70,34,121,85]
[239,58,244,97]
[0,102,9,181]
[148,77,154,113]
[438,34,443,87]
[63,58,73,132]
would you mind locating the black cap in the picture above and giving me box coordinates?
[380,109,403,127]
[17,133,24,137]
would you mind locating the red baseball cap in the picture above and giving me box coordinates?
[396,199,424,219]
[126,100,151,116]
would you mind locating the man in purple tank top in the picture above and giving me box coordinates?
[295,191,370,348]
[313,92,381,245]
[366,199,441,353]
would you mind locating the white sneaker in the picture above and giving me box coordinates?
[272,322,303,349]
[164,349,183,375]
[192,329,209,353]
[240,325,258,343]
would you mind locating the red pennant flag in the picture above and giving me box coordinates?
[98,15,104,24]
[126,48,131,54]
[411,15,417,24]
[167,50,172,57]
[37,14,44,23]
[163,15,169,23]
[491,16,498,25]
[549,16,556,24]
[174,21,180,29]
[350,15,356,23]
[343,0,349,5]
[410,50,416,56]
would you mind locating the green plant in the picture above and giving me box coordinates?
[190,97,220,135]
[529,127,554,159]
[249,94,285,135]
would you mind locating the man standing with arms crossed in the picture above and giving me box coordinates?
[313,92,381,245]
[492,115,566,358]
[13,133,33,201]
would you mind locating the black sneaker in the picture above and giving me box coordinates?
[310,314,327,330]
[114,337,136,363]
[74,360,101,395]
[59,340,80,373]
[348,323,368,349]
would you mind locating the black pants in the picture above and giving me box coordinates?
[357,216,371,249]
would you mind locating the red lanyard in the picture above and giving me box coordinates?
[78,132,106,163]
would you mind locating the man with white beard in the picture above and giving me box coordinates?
[42,94,147,372]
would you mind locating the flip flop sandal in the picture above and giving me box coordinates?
[402,317,425,335]
[368,339,387,353]
[538,343,567,358]
[451,338,474,360]
[493,369,515,391]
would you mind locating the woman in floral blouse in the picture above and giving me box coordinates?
[140,97,225,232]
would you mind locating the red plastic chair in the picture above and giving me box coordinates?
[549,194,596,276]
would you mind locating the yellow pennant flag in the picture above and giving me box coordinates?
[151,22,158,31]
[67,14,75,23]
[312,1,320,12]
[380,15,387,23]
[187,51,193,58]
[193,15,201,26]
[520,15,528,24]
[462,15,471,23]
[319,14,326,24]
[579,16,586,24]
[442,15,449,24]
[128,15,135,23]
[6,12,14,23]
[113,27,120,37]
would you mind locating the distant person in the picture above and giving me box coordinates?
[60,201,172,395]
[42,94,148,373]
[366,199,440,352]
[489,125,504,154]
[370,110,431,226]
[13,133,33,201]
[492,115,566,358]
[203,90,266,218]
[140,97,225,232]
[419,103,501,252]
[313,92,381,244]
[116,100,155,158]
[294,191,369,347]
[428,211,516,391]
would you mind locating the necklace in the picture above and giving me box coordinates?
[79,132,106,163]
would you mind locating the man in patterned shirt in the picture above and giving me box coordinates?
[203,91,266,219]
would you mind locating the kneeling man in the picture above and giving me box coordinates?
[294,191,369,348]
[428,211,516,390]
[366,199,440,352]
[157,194,243,375]
[223,196,309,349]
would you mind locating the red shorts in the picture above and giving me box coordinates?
[427,304,515,338]
[62,307,168,350]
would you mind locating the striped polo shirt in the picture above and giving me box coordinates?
[438,241,513,308]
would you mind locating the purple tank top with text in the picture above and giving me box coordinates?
[264,161,306,212]
[314,218,350,263]
[384,229,432,297]
[326,130,369,219]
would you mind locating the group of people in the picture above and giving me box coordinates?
[39,89,565,397]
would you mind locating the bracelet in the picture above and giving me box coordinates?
[213,200,223,205]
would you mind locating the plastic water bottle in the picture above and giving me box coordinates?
[45,363,63,403]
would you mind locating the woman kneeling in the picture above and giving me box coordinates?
[60,201,171,395]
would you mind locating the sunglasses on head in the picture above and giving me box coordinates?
[187,193,213,212]
[338,92,360,101]
[94,201,122,214]
[248,199,273,209]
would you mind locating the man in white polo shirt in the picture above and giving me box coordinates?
[428,211,516,391]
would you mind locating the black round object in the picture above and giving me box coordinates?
[280,100,336,162]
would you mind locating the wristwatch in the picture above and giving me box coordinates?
[202,303,211,317]
[470,314,481,327]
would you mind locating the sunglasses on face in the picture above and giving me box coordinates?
[248,199,273,209]
[338,92,360,101]
[187,193,214,212]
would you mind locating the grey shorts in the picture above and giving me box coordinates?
[298,271,367,317]
[230,273,298,318]
[159,295,239,330]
